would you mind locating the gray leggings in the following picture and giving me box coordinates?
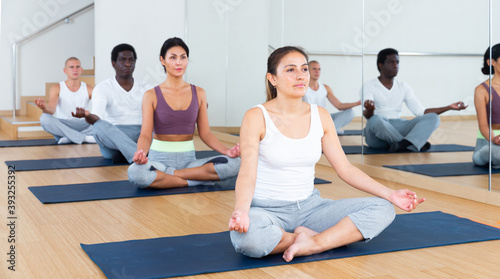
[472,138,500,167]
[127,149,241,188]
[230,189,395,258]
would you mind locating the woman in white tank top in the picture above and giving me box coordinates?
[229,46,425,261]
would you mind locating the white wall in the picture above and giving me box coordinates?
[0,0,94,111]
[94,0,185,86]
[186,0,269,127]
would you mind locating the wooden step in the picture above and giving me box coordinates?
[26,102,43,119]
[80,76,95,87]
[0,115,52,140]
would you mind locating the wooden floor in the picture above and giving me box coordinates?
[1,119,500,278]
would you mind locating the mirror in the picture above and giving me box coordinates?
[361,0,492,192]
[186,0,496,194]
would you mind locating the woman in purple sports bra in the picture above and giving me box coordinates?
[473,43,500,168]
[127,37,241,189]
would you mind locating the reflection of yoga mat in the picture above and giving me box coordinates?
[0,138,58,147]
[81,211,500,279]
[342,144,474,155]
[384,162,500,177]
[5,150,223,171]
[0,138,95,147]
[28,177,331,204]
[339,130,362,136]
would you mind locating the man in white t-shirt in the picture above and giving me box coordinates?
[36,57,94,144]
[303,60,361,134]
[73,44,152,163]
[362,48,467,152]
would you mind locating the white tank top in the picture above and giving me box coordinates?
[303,82,327,108]
[254,104,324,201]
[54,81,89,119]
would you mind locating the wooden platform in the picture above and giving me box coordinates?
[0,120,499,278]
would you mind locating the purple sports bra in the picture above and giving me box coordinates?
[153,84,199,135]
[481,83,500,125]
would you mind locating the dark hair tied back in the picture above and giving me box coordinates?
[266,46,308,101]
[481,43,500,75]
[159,37,189,73]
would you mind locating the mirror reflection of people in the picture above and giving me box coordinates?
[303,60,361,135]
[127,37,241,189]
[228,46,424,262]
[362,48,467,152]
[473,43,500,168]
[36,57,94,144]
[73,44,152,163]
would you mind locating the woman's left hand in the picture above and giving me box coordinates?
[225,143,240,158]
[389,189,425,212]
[133,150,148,165]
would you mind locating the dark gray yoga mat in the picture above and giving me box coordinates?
[384,162,500,177]
[81,211,500,279]
[28,177,332,203]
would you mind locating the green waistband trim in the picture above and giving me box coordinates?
[477,130,500,139]
[150,139,195,152]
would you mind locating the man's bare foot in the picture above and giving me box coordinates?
[294,226,319,237]
[282,232,318,262]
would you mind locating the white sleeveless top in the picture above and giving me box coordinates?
[303,82,327,108]
[254,104,324,201]
[54,81,89,119]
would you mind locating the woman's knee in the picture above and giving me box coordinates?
[214,157,241,180]
[127,163,158,188]
[370,198,396,234]
[230,227,280,258]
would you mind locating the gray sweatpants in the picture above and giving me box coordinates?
[331,108,355,134]
[39,113,93,143]
[92,120,141,163]
[364,113,440,151]
[127,149,241,188]
[472,138,500,167]
[230,189,395,258]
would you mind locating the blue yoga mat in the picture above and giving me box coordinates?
[342,144,474,155]
[5,150,222,171]
[339,130,362,136]
[81,211,500,279]
[28,177,331,204]
[384,162,500,177]
[0,138,94,147]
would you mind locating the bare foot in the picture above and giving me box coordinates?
[294,226,319,237]
[282,232,318,262]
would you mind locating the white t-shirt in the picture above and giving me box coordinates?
[361,78,425,119]
[91,77,152,125]
[54,81,89,119]
[254,104,324,201]
[303,82,327,108]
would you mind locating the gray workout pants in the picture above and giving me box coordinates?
[364,113,440,151]
[331,108,355,134]
[39,113,93,143]
[473,138,500,167]
[230,189,395,258]
[92,120,141,163]
[127,149,241,188]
